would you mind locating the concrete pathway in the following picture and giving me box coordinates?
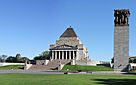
[0,70,133,75]
[0,70,64,74]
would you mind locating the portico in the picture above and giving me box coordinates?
[50,50,77,60]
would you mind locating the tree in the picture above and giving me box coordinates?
[129,57,136,63]
[40,51,50,59]
[34,51,50,60]
[6,54,30,63]
[15,54,21,62]
[0,56,3,62]
[112,56,136,63]
[19,57,29,63]
[0,55,8,62]
[111,57,114,63]
[6,56,16,63]
[34,56,42,60]
[133,58,136,63]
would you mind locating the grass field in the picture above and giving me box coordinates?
[0,65,24,70]
[0,74,136,85]
[62,65,113,72]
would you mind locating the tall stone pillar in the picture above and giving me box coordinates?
[114,9,130,72]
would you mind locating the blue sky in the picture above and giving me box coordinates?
[0,0,136,61]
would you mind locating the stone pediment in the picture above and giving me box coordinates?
[50,44,77,50]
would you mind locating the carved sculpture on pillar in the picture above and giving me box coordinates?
[114,9,130,72]
[114,9,130,26]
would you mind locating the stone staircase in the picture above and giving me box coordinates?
[28,65,51,71]
[28,60,71,71]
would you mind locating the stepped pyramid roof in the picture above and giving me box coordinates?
[60,26,77,38]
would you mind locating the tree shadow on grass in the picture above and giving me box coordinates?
[93,79,136,85]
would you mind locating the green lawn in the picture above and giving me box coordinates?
[0,74,136,85]
[0,65,24,70]
[62,65,113,72]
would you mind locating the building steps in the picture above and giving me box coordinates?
[28,60,71,71]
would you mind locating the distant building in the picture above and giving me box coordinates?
[49,26,89,62]
[30,26,99,70]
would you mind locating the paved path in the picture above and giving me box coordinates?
[67,71,130,75]
[91,71,128,74]
[0,70,64,74]
[0,70,133,75]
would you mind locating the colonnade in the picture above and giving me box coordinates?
[51,50,77,60]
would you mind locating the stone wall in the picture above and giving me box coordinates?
[36,60,49,65]
[0,63,25,66]
[56,37,80,46]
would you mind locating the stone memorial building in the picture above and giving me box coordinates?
[49,26,89,62]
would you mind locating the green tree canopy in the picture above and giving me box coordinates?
[0,55,8,62]
[5,54,29,63]
[34,51,50,60]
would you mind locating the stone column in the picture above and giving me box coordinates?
[55,51,57,59]
[69,51,71,60]
[66,51,67,60]
[52,51,54,60]
[54,51,55,59]
[53,51,55,59]
[76,51,78,60]
[62,51,64,60]
[73,51,75,60]
[73,51,75,59]
[59,51,60,60]
[50,51,52,60]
